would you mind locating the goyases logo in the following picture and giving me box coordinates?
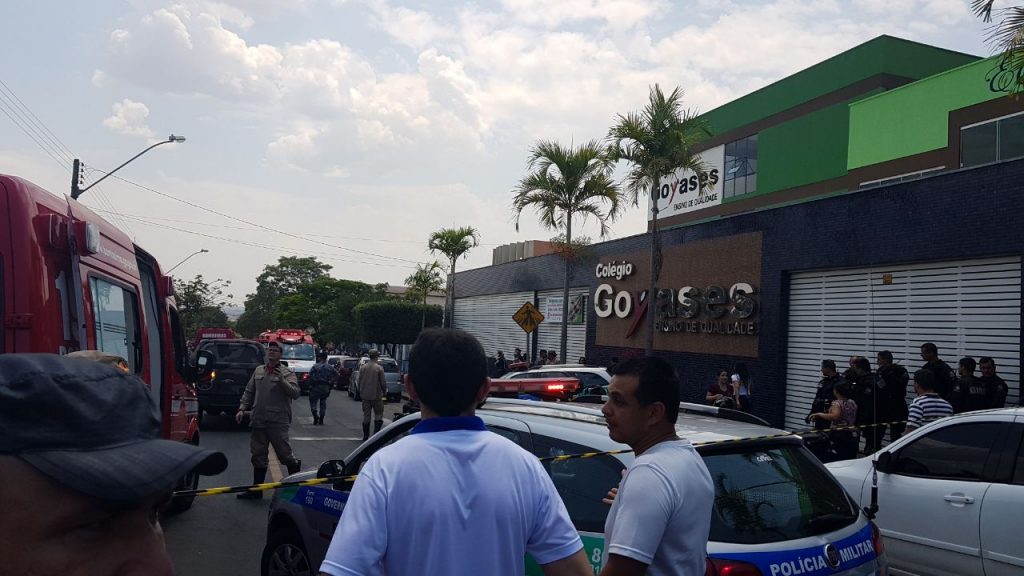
[594,282,758,338]
[660,169,721,206]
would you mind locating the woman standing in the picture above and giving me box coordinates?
[809,381,859,462]
[706,370,737,408]
[731,362,754,412]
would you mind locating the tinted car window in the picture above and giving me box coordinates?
[381,360,399,373]
[531,434,625,533]
[893,422,1002,481]
[202,342,262,364]
[572,372,607,389]
[1013,429,1024,486]
[342,359,359,370]
[703,445,856,544]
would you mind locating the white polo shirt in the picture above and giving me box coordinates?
[320,416,582,576]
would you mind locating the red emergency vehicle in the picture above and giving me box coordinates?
[194,326,237,348]
[1,174,203,510]
[257,328,317,393]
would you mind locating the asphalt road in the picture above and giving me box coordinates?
[163,388,390,576]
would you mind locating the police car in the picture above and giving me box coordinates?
[262,399,887,576]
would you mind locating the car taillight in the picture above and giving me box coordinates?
[871,521,885,558]
[546,383,565,391]
[706,558,762,576]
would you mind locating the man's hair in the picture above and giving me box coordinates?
[316,351,327,360]
[834,380,852,398]
[368,349,380,358]
[408,328,487,417]
[877,350,893,362]
[921,342,938,354]
[821,359,836,371]
[913,369,936,391]
[959,356,976,372]
[609,357,680,424]
[980,356,995,367]
[853,357,871,373]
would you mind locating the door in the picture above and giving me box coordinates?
[453,291,535,360]
[785,256,1022,431]
[980,422,1024,576]
[874,420,1009,575]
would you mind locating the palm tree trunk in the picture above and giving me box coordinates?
[448,259,457,329]
[646,176,660,355]
[560,213,571,365]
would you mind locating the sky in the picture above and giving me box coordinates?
[0,0,995,303]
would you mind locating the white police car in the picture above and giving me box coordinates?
[262,399,887,576]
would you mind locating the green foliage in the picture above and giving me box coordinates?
[354,300,443,344]
[404,261,445,304]
[428,226,480,327]
[973,1,1024,94]
[174,274,234,338]
[237,256,332,338]
[276,278,389,347]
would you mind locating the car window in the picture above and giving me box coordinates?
[1013,428,1024,486]
[703,445,856,544]
[893,422,1003,481]
[328,358,341,367]
[487,425,526,447]
[202,343,261,364]
[573,372,607,389]
[343,360,359,369]
[381,360,399,373]
[531,434,626,533]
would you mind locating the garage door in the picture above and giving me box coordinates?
[453,292,534,360]
[535,288,588,364]
[785,256,1021,431]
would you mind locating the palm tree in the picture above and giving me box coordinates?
[608,84,710,355]
[428,226,480,328]
[513,139,622,364]
[973,1,1024,93]
[405,261,445,329]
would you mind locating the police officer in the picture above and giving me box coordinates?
[357,349,387,441]
[875,351,909,442]
[236,341,301,500]
[806,360,844,461]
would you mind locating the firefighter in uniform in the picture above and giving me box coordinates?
[236,341,301,500]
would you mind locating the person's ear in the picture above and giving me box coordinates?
[475,378,491,404]
[648,401,666,426]
[406,374,419,402]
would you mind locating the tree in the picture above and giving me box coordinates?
[174,274,234,339]
[513,139,621,363]
[276,278,389,347]
[428,226,480,328]
[608,84,710,354]
[405,261,446,329]
[237,256,331,337]
[354,300,443,345]
[973,1,1024,93]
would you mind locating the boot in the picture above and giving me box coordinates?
[237,467,267,500]
[286,459,301,475]
[362,422,370,441]
[311,412,319,424]
[318,415,325,425]
[374,419,383,434]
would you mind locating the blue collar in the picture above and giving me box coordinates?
[410,416,487,435]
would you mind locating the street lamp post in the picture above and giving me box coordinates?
[167,249,209,274]
[71,134,186,200]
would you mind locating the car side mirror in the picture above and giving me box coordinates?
[195,350,215,376]
[875,451,893,474]
[317,459,345,479]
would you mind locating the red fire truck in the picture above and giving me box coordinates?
[257,328,317,393]
[1,174,204,511]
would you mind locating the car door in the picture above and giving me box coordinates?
[980,420,1024,576]
[873,418,1012,576]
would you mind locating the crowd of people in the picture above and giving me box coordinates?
[804,342,1011,462]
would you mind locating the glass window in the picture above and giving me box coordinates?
[202,342,262,365]
[380,359,400,373]
[704,445,856,544]
[572,372,608,390]
[487,425,525,447]
[280,343,315,360]
[999,114,1024,160]
[168,307,188,379]
[90,277,140,372]
[723,134,758,197]
[1013,428,1024,486]
[893,422,1003,481]
[531,434,626,533]
[962,121,1000,167]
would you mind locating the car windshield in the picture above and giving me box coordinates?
[703,444,857,544]
[279,343,315,360]
[202,342,261,364]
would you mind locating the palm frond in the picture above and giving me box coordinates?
[973,0,996,21]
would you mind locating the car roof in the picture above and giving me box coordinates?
[499,366,610,380]
[477,398,791,451]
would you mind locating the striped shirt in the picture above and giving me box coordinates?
[907,394,953,428]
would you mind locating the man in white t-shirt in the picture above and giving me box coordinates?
[599,356,714,576]
[319,328,591,576]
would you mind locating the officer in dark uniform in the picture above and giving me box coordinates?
[806,359,845,461]
[875,350,909,442]
[236,341,301,500]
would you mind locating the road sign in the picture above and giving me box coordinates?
[512,302,545,334]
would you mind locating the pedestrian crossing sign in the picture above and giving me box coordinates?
[512,302,544,334]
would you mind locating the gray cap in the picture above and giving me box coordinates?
[0,354,227,503]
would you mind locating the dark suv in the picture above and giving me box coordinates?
[195,339,264,421]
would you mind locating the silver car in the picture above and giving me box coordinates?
[262,400,887,576]
[347,356,402,402]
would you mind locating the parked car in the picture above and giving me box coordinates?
[348,356,402,402]
[195,339,264,422]
[328,356,359,391]
[499,365,611,398]
[826,406,1023,576]
[262,399,887,576]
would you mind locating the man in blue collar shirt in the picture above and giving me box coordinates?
[319,328,591,576]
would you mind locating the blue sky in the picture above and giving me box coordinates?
[0,0,994,299]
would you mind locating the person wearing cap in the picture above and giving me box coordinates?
[356,348,387,441]
[236,340,302,500]
[308,351,335,425]
[319,328,591,576]
[0,354,227,576]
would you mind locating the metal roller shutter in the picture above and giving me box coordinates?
[453,292,534,359]
[785,256,1021,431]
[535,288,588,364]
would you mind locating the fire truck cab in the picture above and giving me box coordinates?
[257,328,317,394]
[1,174,203,510]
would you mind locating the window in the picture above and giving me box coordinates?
[202,342,262,365]
[572,372,608,390]
[531,434,626,533]
[724,134,758,199]
[892,422,1003,481]
[89,277,141,372]
[961,112,1024,168]
[168,307,188,379]
[486,425,526,447]
[280,343,315,360]
[703,445,856,544]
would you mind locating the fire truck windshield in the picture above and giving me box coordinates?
[279,343,315,360]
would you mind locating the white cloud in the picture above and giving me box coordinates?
[102,98,156,138]
[500,0,667,30]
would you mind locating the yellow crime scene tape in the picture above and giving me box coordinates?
[174,419,907,498]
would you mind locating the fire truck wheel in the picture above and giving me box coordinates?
[166,468,199,514]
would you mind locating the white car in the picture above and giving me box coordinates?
[500,365,611,394]
[825,406,1024,576]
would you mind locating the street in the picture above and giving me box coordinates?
[163,390,387,576]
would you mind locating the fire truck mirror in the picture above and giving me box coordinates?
[195,350,215,375]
